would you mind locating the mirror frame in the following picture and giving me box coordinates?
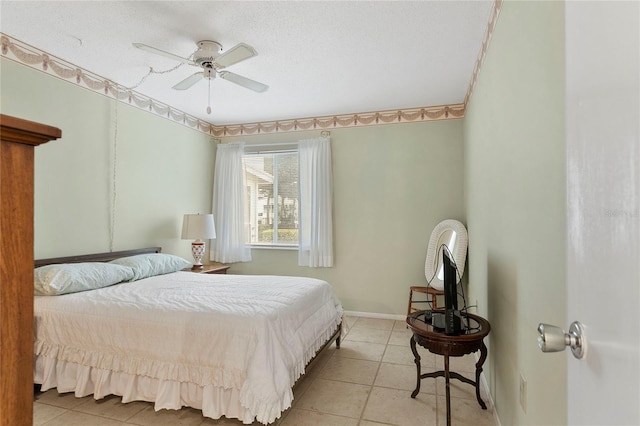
[424,219,468,290]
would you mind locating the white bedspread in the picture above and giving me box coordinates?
[34,272,343,424]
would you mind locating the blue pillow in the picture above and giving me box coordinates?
[110,253,191,281]
[34,262,135,296]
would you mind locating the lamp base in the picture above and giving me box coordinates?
[191,240,206,270]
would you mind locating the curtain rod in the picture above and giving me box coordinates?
[247,142,299,147]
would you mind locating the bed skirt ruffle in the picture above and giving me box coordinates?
[35,354,259,424]
[34,321,342,425]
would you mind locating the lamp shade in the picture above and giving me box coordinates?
[181,214,216,240]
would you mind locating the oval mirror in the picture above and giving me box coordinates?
[424,219,468,290]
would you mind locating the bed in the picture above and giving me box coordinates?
[33,247,343,424]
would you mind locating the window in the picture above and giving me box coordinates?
[214,138,331,265]
[243,151,299,246]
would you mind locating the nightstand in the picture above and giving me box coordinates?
[183,262,230,274]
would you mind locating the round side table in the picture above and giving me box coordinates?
[406,310,491,426]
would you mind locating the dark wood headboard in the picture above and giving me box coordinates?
[34,247,162,267]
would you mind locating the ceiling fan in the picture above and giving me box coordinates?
[132,40,269,94]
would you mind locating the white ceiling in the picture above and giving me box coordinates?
[0,1,493,126]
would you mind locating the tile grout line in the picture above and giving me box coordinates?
[33,401,69,426]
[353,322,395,425]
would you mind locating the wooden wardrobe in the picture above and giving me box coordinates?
[0,114,61,425]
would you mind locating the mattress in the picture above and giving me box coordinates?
[34,271,343,424]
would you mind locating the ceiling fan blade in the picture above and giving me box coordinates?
[219,71,268,93]
[215,43,257,68]
[132,43,194,65]
[172,72,203,90]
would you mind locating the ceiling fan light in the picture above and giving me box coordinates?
[195,58,215,68]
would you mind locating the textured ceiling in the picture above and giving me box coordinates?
[0,1,493,126]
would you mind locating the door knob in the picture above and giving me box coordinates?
[537,321,586,359]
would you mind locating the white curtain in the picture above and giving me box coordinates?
[298,137,333,267]
[210,142,251,263]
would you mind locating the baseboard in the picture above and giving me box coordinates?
[474,352,501,426]
[343,310,406,321]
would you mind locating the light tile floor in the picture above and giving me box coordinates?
[34,316,498,426]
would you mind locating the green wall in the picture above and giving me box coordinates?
[1,55,465,315]
[0,57,216,259]
[223,120,465,315]
[464,1,567,425]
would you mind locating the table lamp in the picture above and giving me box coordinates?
[181,213,216,270]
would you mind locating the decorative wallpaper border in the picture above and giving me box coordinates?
[213,105,465,137]
[1,34,216,135]
[464,0,502,106]
[2,0,500,137]
[216,0,505,138]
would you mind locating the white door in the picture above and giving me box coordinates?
[564,1,639,425]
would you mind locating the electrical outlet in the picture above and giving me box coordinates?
[519,373,527,413]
